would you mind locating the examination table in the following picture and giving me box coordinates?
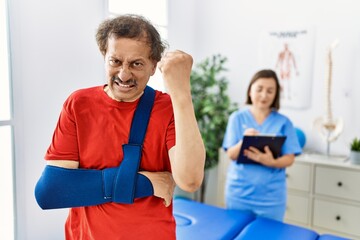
[173,198,350,240]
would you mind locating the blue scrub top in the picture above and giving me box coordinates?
[222,108,302,220]
[222,108,301,155]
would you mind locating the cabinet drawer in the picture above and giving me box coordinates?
[286,162,311,192]
[315,166,360,201]
[285,194,309,225]
[313,199,360,236]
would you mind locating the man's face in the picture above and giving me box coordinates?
[104,37,156,102]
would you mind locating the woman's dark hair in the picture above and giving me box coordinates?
[245,69,281,110]
[96,14,167,61]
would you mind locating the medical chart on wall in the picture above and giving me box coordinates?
[258,28,315,109]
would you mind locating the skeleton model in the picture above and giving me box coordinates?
[313,39,343,155]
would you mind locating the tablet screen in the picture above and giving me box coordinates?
[237,135,287,164]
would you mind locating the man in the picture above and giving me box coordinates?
[35,14,205,239]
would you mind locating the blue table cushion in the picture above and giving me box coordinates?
[233,217,319,240]
[173,198,256,240]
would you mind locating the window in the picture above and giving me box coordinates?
[0,0,15,239]
[107,0,168,92]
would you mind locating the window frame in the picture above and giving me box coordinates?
[0,0,16,239]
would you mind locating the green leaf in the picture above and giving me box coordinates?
[190,54,238,169]
[351,137,360,151]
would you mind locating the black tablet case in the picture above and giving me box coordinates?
[237,135,287,164]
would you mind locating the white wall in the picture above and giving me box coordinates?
[8,0,105,239]
[168,0,360,156]
[8,0,360,238]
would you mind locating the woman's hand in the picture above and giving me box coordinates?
[244,146,275,166]
[243,128,259,136]
[226,128,259,160]
[244,146,296,168]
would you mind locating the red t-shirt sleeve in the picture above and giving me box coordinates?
[45,97,79,161]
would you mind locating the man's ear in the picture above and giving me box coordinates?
[151,62,157,76]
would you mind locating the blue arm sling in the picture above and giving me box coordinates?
[35,86,156,209]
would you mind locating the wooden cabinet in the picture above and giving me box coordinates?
[285,161,312,226]
[285,154,360,239]
[314,166,360,201]
[286,194,310,225]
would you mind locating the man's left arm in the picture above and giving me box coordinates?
[158,50,206,193]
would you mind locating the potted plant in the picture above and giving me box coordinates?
[190,54,237,202]
[350,137,360,165]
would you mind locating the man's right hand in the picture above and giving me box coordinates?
[139,171,175,207]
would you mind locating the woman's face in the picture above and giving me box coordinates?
[249,77,277,110]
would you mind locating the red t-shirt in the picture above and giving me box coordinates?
[45,85,176,240]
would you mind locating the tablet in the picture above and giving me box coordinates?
[237,135,287,164]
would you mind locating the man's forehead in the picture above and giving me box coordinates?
[106,37,152,59]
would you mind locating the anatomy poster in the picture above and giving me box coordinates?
[258,28,315,109]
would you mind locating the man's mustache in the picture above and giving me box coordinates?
[111,76,136,85]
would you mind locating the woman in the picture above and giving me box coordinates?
[222,69,301,221]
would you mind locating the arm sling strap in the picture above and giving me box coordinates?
[113,85,155,203]
[35,86,156,209]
